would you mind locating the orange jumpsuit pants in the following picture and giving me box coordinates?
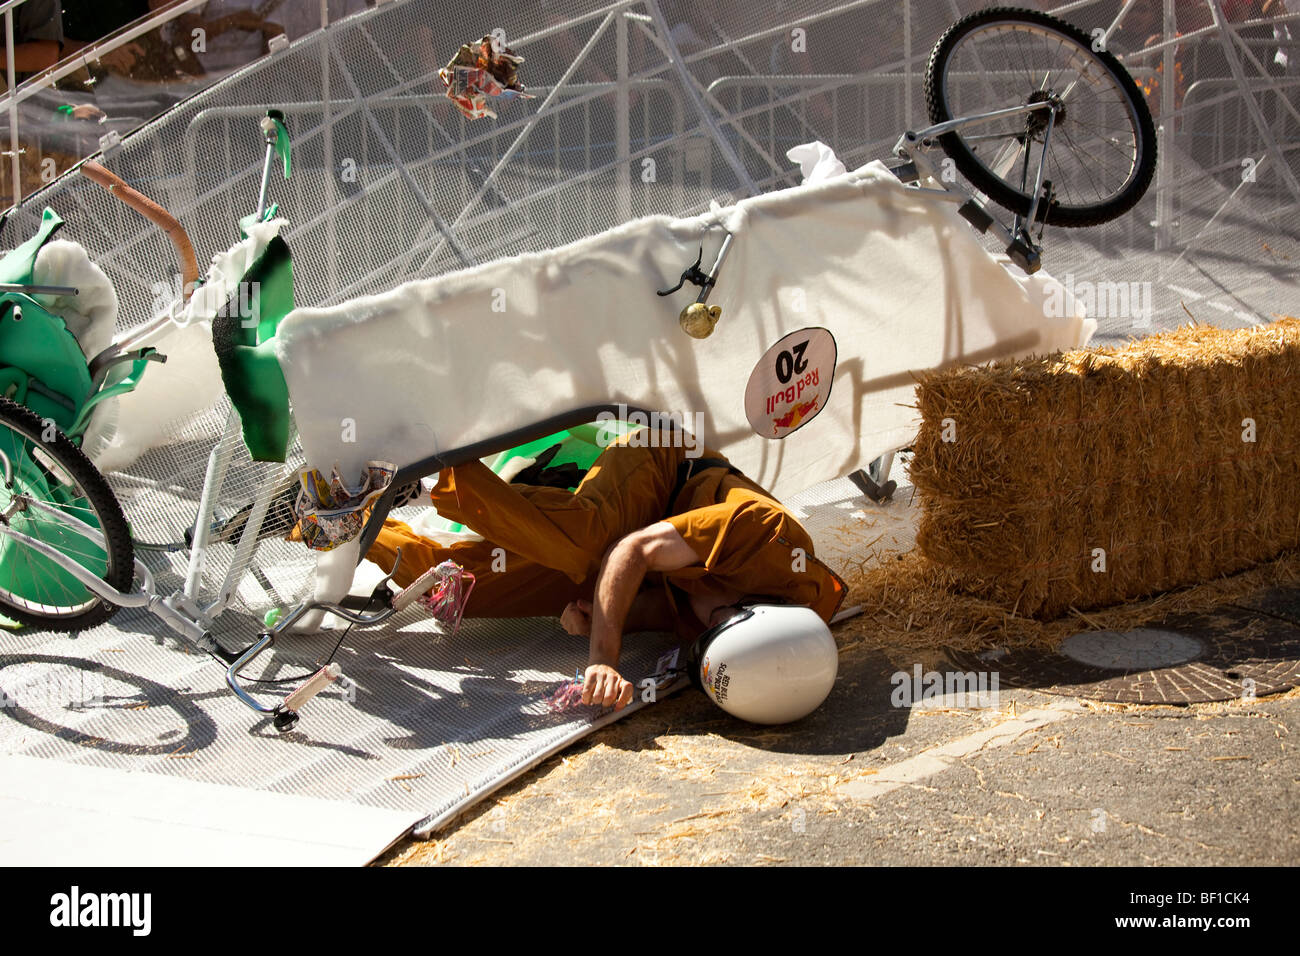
[366,437,846,622]
[367,438,689,618]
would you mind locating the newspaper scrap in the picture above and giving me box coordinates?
[293,460,396,551]
[439,34,535,120]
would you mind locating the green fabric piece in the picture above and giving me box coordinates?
[490,429,576,472]
[0,208,63,286]
[0,295,92,433]
[269,110,291,180]
[0,209,91,434]
[68,351,155,437]
[210,236,295,462]
[0,209,162,447]
[487,420,636,479]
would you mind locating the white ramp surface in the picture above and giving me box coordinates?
[0,753,414,866]
[0,480,895,862]
[0,555,683,859]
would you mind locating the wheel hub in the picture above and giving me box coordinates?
[1,494,27,520]
[1025,90,1065,137]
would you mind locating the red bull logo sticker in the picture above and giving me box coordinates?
[743,327,837,439]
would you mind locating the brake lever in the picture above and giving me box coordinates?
[656,246,712,297]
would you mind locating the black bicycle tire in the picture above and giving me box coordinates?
[923,6,1157,228]
[0,397,134,630]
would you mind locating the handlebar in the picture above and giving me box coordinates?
[225,593,394,730]
[283,663,342,713]
[80,161,199,302]
[224,547,447,732]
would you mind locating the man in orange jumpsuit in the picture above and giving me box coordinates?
[367,430,846,712]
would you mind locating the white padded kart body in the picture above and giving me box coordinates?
[273,160,1093,614]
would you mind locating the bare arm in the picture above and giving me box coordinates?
[581,522,698,708]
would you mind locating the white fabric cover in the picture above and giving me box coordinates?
[84,219,285,472]
[28,240,121,462]
[786,141,847,183]
[276,160,1092,502]
[32,240,120,361]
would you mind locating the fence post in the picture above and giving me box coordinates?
[616,9,631,221]
[4,9,19,208]
[1155,0,1176,252]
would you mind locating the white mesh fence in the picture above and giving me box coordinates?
[2,0,1295,621]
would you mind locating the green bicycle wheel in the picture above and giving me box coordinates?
[0,397,134,630]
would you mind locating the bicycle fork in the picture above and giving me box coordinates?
[891,98,1060,274]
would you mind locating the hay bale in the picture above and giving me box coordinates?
[910,318,1300,619]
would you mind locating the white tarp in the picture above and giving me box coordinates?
[276,158,1092,501]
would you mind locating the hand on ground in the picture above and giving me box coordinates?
[582,663,633,710]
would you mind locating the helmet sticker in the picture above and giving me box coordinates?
[711,662,730,703]
[744,327,837,439]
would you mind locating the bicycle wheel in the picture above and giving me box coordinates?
[0,397,134,630]
[924,6,1156,227]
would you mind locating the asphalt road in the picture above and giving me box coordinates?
[382,638,1299,866]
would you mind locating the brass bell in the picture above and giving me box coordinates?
[680,302,722,339]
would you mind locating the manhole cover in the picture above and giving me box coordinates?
[943,589,1300,704]
[1060,629,1204,670]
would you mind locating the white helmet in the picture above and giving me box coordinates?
[689,603,838,724]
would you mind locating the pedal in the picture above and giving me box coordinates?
[392,564,443,612]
